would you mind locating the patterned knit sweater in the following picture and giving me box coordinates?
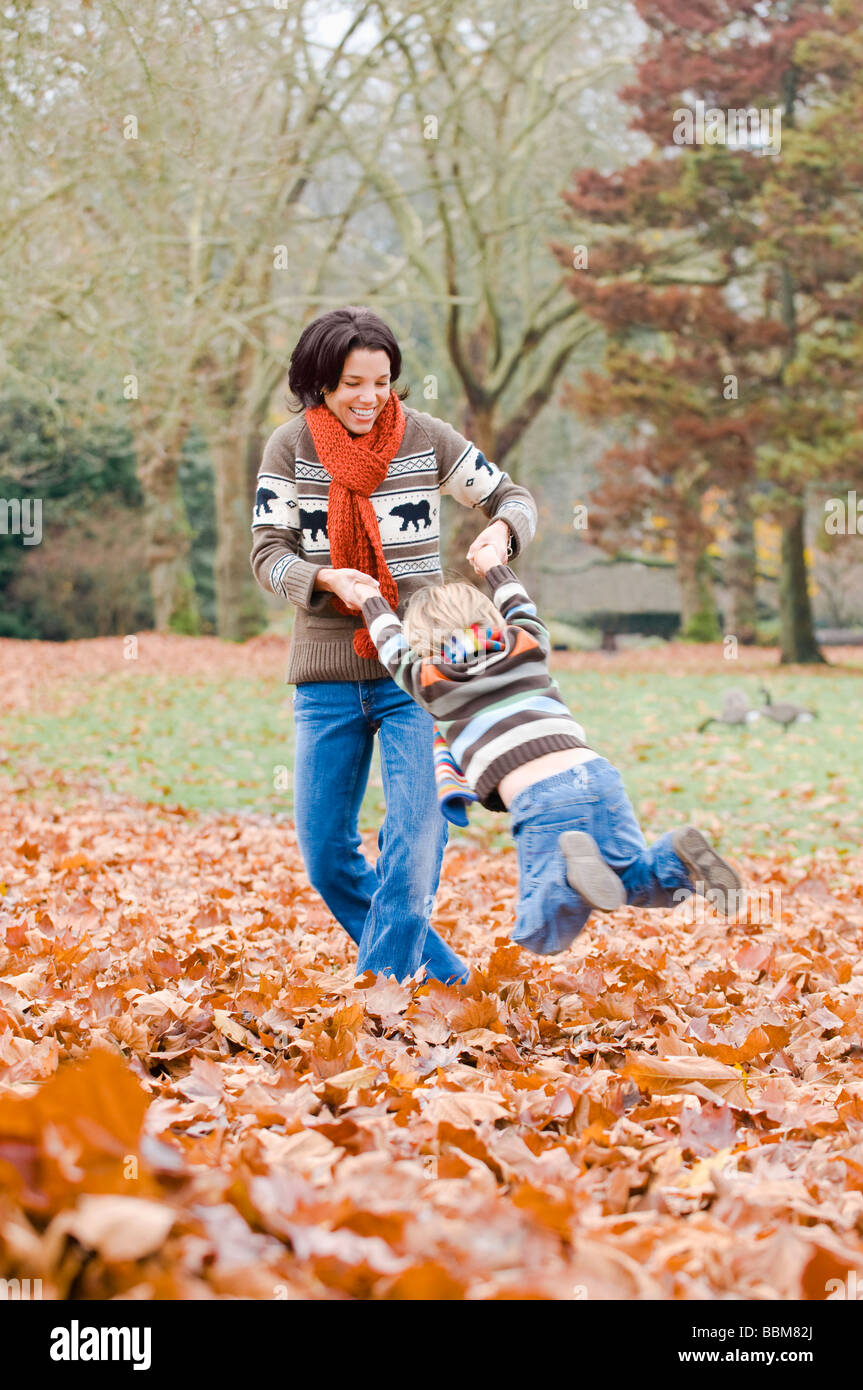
[360,565,591,812]
[250,405,537,685]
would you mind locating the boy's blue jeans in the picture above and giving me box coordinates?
[509,757,695,955]
[292,677,469,986]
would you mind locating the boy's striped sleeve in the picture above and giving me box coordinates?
[433,727,479,825]
[485,564,550,656]
[360,594,424,696]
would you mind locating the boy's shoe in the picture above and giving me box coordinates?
[558,832,625,912]
[671,825,742,916]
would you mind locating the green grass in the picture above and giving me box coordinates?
[6,672,297,814]
[4,662,862,857]
[553,668,862,858]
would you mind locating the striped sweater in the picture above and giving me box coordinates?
[360,565,591,813]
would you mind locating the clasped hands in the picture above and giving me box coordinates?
[315,518,510,613]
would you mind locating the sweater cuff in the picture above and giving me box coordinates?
[270,555,329,613]
[491,500,535,558]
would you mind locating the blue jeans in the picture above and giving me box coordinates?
[509,757,695,955]
[292,677,469,985]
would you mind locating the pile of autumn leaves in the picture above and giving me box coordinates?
[2,795,863,1300]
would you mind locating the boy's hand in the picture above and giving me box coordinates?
[467,518,510,572]
[469,542,502,577]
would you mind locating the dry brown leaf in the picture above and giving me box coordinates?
[422,1091,510,1126]
[624,1053,748,1105]
[50,1195,176,1261]
[3,644,863,1301]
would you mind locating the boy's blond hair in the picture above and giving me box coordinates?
[403,581,504,659]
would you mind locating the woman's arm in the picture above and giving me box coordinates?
[250,424,330,612]
[471,543,551,657]
[426,413,538,557]
[250,425,382,613]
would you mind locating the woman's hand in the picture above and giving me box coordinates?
[315,567,380,612]
[353,578,381,604]
[469,543,501,578]
[467,518,510,573]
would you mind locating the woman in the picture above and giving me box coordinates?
[250,305,537,985]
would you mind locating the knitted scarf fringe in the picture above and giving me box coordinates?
[304,390,406,659]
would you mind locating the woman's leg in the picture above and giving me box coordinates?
[292,681,378,946]
[356,679,469,985]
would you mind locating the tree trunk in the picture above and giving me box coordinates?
[779,507,825,664]
[773,198,824,663]
[676,524,721,641]
[136,431,200,634]
[443,404,503,578]
[212,421,266,641]
[723,485,758,643]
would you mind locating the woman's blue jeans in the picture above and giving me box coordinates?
[292,677,469,985]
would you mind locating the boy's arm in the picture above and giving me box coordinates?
[358,591,427,703]
[484,563,551,658]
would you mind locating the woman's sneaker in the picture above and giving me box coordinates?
[559,831,625,911]
[671,825,742,915]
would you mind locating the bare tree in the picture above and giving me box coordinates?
[3,0,643,627]
[334,0,642,568]
[1,0,430,633]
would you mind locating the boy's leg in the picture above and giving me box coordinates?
[559,831,626,910]
[357,679,469,986]
[588,760,722,908]
[512,836,594,955]
[670,826,742,915]
[510,771,603,955]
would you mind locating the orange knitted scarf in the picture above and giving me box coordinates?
[304,388,406,659]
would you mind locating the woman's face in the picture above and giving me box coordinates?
[323,347,392,435]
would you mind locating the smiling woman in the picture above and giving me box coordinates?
[250,305,539,986]
[323,348,393,431]
[286,307,409,435]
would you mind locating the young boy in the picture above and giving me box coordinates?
[354,550,742,956]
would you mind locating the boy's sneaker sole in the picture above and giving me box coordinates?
[559,832,625,912]
[671,825,742,916]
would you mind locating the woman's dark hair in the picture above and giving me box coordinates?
[287,305,410,411]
